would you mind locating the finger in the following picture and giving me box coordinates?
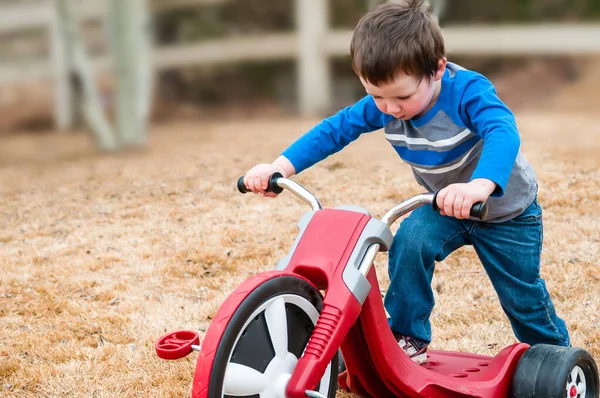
[245,174,256,192]
[443,192,456,217]
[260,173,269,191]
[453,195,465,219]
[462,198,474,219]
[264,192,278,198]
[246,175,255,193]
[252,175,263,194]
[436,188,448,211]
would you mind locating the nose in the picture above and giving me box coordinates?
[386,100,401,114]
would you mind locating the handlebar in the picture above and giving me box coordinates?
[237,173,323,211]
[237,174,488,224]
[237,173,284,195]
[432,190,488,220]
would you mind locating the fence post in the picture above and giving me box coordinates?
[50,0,73,129]
[296,0,331,115]
[109,0,151,147]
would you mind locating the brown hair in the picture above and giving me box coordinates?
[350,0,445,86]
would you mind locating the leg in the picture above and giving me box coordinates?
[385,205,469,343]
[470,199,570,346]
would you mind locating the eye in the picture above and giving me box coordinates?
[396,95,411,100]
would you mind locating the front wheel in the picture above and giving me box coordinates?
[511,344,599,398]
[206,275,338,398]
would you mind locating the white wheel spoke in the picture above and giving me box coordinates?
[265,297,288,359]
[220,293,331,398]
[565,366,587,398]
[571,367,579,384]
[223,363,267,395]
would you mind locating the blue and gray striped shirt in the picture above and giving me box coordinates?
[282,63,537,222]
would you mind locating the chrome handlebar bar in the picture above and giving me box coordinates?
[237,173,457,227]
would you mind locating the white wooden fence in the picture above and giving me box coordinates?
[1,0,600,125]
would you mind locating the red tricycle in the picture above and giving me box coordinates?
[156,173,598,398]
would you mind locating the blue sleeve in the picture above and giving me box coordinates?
[282,95,392,173]
[459,75,520,197]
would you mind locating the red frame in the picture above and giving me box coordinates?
[189,208,529,398]
[337,268,529,397]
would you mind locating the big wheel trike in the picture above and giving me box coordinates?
[156,173,598,398]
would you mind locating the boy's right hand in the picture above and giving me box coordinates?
[243,164,287,197]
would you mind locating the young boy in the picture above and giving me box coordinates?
[242,0,570,363]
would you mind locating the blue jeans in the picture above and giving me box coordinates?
[385,198,570,346]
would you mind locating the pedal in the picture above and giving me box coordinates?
[155,330,200,360]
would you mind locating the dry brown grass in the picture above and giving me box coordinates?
[0,108,599,397]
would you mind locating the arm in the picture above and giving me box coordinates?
[460,75,520,197]
[437,75,520,218]
[245,95,391,196]
[282,95,392,174]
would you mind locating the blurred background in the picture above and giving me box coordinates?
[1,2,600,396]
[0,0,599,144]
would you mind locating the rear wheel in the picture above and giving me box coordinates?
[207,276,338,398]
[511,344,599,398]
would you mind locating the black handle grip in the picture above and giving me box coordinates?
[432,190,489,220]
[237,172,284,194]
[469,202,489,220]
[237,176,250,193]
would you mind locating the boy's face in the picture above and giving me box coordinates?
[360,59,446,120]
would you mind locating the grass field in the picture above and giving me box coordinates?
[0,106,599,397]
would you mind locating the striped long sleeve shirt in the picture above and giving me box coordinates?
[282,63,537,222]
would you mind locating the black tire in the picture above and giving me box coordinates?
[208,276,338,398]
[511,344,599,398]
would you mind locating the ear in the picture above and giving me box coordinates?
[433,58,447,81]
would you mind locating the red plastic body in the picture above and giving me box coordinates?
[179,208,528,397]
[337,268,529,397]
[283,209,370,397]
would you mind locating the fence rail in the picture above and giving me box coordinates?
[0,0,227,32]
[3,25,600,82]
[1,0,600,123]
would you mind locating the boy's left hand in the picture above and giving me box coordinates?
[436,179,496,219]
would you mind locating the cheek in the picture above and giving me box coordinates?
[373,100,387,114]
[406,94,430,112]
[419,86,436,107]
[397,100,418,114]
